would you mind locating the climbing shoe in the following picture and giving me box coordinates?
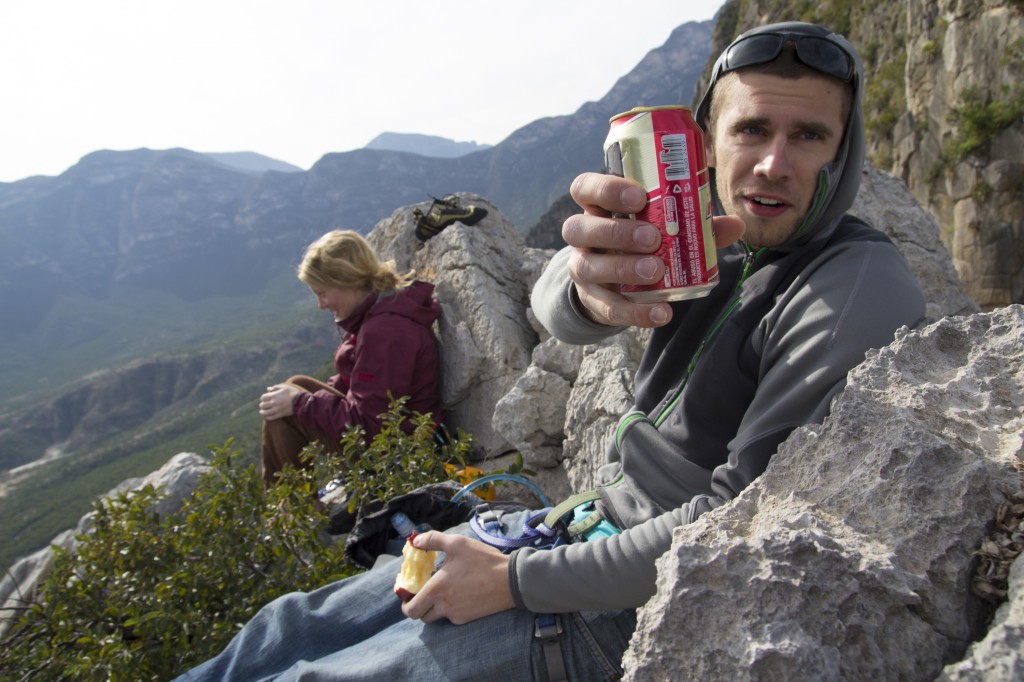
[413,194,488,242]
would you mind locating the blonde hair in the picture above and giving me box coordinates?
[297,230,413,292]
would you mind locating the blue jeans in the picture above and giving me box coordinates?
[175,513,636,681]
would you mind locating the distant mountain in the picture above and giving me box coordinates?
[202,151,304,174]
[0,18,713,394]
[364,133,491,158]
[0,18,713,441]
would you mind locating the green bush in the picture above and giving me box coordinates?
[945,85,1024,161]
[327,395,473,515]
[0,441,356,680]
[321,397,532,513]
[0,397,488,680]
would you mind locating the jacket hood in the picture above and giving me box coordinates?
[694,22,865,251]
[338,280,440,333]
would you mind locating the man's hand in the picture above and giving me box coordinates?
[258,383,301,420]
[400,532,515,625]
[564,172,745,328]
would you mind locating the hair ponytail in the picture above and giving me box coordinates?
[298,230,414,292]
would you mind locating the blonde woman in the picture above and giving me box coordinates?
[258,230,442,486]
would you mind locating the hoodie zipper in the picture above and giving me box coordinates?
[683,245,766,374]
[650,244,766,429]
[614,244,767,445]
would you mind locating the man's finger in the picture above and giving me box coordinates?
[562,213,660,253]
[410,530,447,552]
[712,215,745,249]
[576,284,673,328]
[567,249,664,287]
[569,172,646,215]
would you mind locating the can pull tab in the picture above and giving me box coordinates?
[603,142,632,220]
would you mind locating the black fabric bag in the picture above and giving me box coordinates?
[344,481,485,569]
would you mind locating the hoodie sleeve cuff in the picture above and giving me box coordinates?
[507,549,530,611]
[292,392,311,419]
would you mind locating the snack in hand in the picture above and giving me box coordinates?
[394,532,437,602]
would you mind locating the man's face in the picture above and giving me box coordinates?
[705,71,846,248]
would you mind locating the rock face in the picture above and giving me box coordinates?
[5,165,1020,679]
[0,342,331,472]
[894,0,1023,311]
[366,194,542,454]
[622,305,1024,681]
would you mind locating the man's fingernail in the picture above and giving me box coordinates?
[650,306,669,325]
[635,257,659,280]
[634,225,658,248]
[621,186,644,207]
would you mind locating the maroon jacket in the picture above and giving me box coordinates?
[292,280,443,439]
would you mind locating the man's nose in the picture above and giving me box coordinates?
[753,136,793,180]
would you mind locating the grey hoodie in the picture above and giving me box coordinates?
[515,23,926,614]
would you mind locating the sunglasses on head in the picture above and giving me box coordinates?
[720,32,856,84]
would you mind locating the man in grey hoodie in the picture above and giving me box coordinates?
[177,22,925,682]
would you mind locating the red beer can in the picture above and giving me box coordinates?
[604,106,717,302]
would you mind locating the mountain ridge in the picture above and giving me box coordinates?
[0,19,714,396]
[364,132,492,158]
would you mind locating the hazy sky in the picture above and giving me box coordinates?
[0,1,723,183]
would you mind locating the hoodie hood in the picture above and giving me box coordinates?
[694,22,865,251]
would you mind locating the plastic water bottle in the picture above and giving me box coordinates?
[390,512,416,539]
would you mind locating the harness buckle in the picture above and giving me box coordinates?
[534,613,563,640]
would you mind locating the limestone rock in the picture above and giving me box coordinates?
[492,359,573,469]
[622,305,1024,681]
[561,331,649,493]
[368,194,538,455]
[103,451,211,518]
[894,0,1024,310]
[939,553,1024,681]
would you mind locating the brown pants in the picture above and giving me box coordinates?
[260,376,344,487]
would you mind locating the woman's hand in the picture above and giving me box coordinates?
[258,383,301,420]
